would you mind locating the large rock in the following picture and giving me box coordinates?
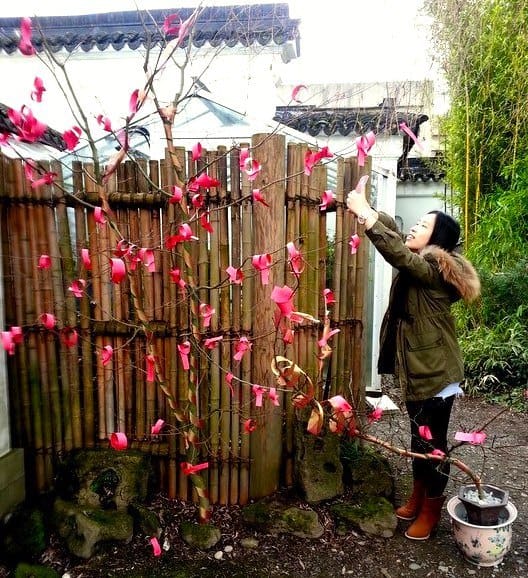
[330,496,397,538]
[180,521,221,550]
[340,440,394,500]
[294,419,344,503]
[53,498,134,559]
[242,500,324,538]
[56,448,152,510]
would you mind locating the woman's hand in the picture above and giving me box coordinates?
[346,175,370,216]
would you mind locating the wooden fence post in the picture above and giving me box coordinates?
[249,133,286,498]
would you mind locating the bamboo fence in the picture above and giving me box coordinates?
[0,135,370,505]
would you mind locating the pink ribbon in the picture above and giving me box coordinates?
[60,328,78,348]
[268,387,280,407]
[200,212,214,233]
[151,419,165,435]
[368,407,383,423]
[252,384,266,407]
[244,418,257,433]
[233,336,252,361]
[323,289,336,307]
[139,248,156,273]
[203,336,223,350]
[81,248,92,270]
[419,425,433,440]
[39,313,55,330]
[180,461,209,475]
[349,234,361,255]
[226,265,243,285]
[1,332,15,355]
[252,189,269,207]
[199,303,215,328]
[286,242,304,277]
[146,354,156,383]
[191,142,202,161]
[38,254,51,269]
[101,345,113,366]
[195,172,221,189]
[169,268,186,289]
[355,131,376,167]
[319,190,335,211]
[169,185,183,204]
[399,122,423,152]
[150,536,162,557]
[94,206,106,226]
[19,17,35,56]
[110,432,128,451]
[454,431,487,445]
[68,279,86,298]
[251,253,272,285]
[270,285,295,318]
[110,258,126,284]
[10,326,23,344]
[178,341,191,370]
[291,84,307,103]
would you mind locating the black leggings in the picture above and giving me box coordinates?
[405,395,455,498]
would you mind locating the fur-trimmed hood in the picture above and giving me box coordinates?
[421,245,481,303]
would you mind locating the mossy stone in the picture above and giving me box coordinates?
[1,506,48,562]
[14,563,60,578]
[180,521,221,550]
[330,496,397,537]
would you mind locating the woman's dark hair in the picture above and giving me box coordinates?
[427,210,460,252]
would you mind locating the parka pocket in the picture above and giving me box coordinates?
[404,330,446,378]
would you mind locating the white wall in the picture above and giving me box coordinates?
[0,228,10,457]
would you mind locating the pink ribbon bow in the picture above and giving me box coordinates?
[355,131,376,167]
[251,253,272,285]
[178,341,191,370]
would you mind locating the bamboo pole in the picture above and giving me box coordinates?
[228,147,241,504]
[283,142,301,486]
[51,160,83,449]
[239,141,252,505]
[72,161,95,447]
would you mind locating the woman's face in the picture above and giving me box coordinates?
[405,213,436,252]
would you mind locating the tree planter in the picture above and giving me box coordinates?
[447,496,518,567]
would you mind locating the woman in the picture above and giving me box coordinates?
[346,180,480,540]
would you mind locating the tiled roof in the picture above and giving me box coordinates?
[273,106,428,138]
[0,103,66,151]
[398,156,445,182]
[0,4,299,54]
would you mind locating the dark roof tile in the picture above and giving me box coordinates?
[0,4,299,54]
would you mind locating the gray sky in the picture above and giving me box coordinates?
[1,0,434,83]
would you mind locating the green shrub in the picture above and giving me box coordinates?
[456,260,528,408]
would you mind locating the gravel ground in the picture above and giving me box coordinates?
[1,391,526,578]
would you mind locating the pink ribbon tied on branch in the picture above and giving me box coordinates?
[199,303,215,328]
[251,253,272,285]
[151,419,165,435]
[454,431,487,445]
[18,17,35,56]
[226,265,243,285]
[110,432,128,451]
[286,241,305,277]
[38,254,51,269]
[178,341,191,370]
[180,461,209,476]
[355,131,376,167]
[233,336,252,362]
[399,122,423,152]
[304,146,332,176]
[146,354,156,383]
[81,248,92,270]
[31,77,45,102]
[101,345,113,366]
[252,384,266,407]
[270,285,295,318]
[319,190,335,211]
[60,328,78,348]
[418,425,433,440]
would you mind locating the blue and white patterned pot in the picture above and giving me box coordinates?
[447,496,518,567]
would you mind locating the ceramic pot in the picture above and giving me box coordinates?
[447,496,518,567]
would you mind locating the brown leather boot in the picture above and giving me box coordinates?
[405,496,446,540]
[395,480,425,520]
